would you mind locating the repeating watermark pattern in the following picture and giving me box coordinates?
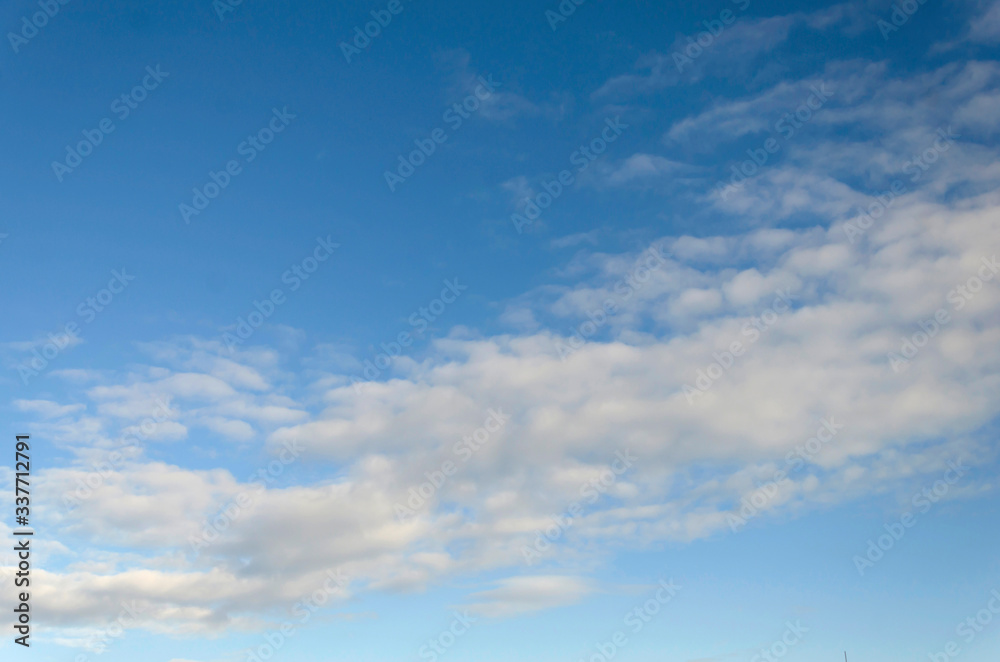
[683,288,797,404]
[75,602,146,656]
[75,269,136,323]
[843,127,958,244]
[727,416,845,531]
[394,408,510,520]
[844,180,907,244]
[7,0,72,54]
[14,326,80,386]
[556,244,671,360]
[672,0,752,72]
[929,589,1000,662]
[749,621,809,662]
[213,0,246,21]
[221,236,340,352]
[7,5,994,657]
[853,458,968,575]
[350,278,468,392]
[877,0,932,40]
[888,256,998,373]
[340,0,410,63]
[521,449,635,564]
[577,578,681,662]
[243,569,350,662]
[418,610,478,661]
[903,126,959,181]
[715,84,832,200]
[190,439,305,552]
[51,66,170,182]
[179,107,296,224]
[384,75,500,192]
[16,269,136,385]
[511,116,629,234]
[545,0,590,31]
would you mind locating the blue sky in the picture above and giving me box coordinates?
[2,0,1000,660]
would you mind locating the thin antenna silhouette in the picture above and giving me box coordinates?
[844,652,848,662]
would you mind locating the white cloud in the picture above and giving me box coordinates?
[593,5,865,100]
[438,49,571,122]
[462,576,595,617]
[970,0,1000,42]
[14,189,999,638]
[14,399,86,419]
[589,153,701,189]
